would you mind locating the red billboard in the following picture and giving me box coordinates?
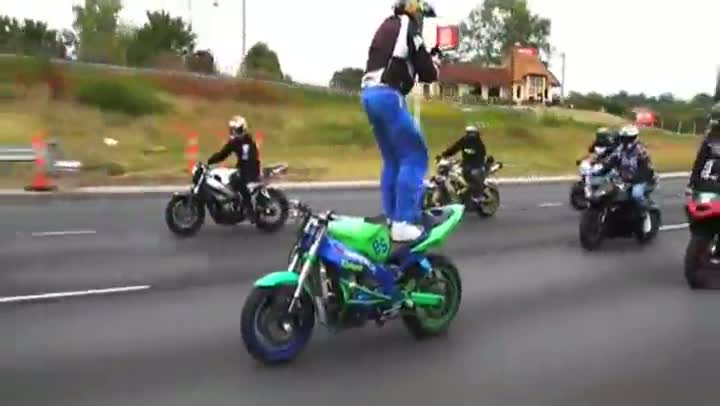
[436,25,459,51]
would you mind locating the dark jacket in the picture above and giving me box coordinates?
[605,143,654,184]
[208,133,260,181]
[689,131,720,193]
[441,135,487,168]
[362,13,438,95]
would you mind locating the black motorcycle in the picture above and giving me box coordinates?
[423,155,503,217]
[578,165,661,251]
[165,162,290,237]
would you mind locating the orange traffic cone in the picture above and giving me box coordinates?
[185,130,199,173]
[24,131,57,192]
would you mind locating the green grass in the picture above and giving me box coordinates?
[0,56,701,188]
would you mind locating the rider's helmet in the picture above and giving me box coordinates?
[594,127,614,147]
[228,115,247,137]
[393,0,436,26]
[465,125,481,139]
[618,125,640,148]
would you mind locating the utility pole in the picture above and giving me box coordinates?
[187,0,193,27]
[242,0,247,59]
[560,52,566,104]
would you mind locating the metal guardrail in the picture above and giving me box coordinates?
[0,146,35,162]
[0,140,82,174]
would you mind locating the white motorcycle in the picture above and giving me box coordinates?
[165,162,291,237]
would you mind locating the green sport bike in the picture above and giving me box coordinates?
[240,202,465,365]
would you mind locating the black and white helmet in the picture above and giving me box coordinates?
[228,115,247,136]
[618,125,640,147]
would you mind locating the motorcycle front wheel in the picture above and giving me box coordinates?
[241,285,315,365]
[164,195,205,237]
[569,182,588,210]
[579,208,605,251]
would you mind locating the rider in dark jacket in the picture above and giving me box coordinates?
[603,125,655,213]
[438,125,487,197]
[688,72,720,194]
[688,106,720,194]
[208,115,261,222]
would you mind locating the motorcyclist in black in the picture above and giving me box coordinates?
[438,125,488,199]
[688,105,720,194]
[208,116,260,223]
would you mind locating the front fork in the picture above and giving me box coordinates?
[288,228,328,323]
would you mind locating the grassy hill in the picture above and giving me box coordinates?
[0,56,700,188]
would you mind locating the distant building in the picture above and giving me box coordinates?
[632,107,658,127]
[413,46,561,104]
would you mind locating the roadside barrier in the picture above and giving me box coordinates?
[0,131,81,192]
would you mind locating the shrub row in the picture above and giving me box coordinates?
[0,56,312,115]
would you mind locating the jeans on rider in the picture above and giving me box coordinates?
[230,172,256,222]
[631,182,648,217]
[361,85,429,242]
[361,85,428,307]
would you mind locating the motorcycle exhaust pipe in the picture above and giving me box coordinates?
[408,292,445,308]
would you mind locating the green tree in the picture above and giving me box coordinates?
[329,67,363,91]
[186,49,216,74]
[458,0,551,65]
[240,42,284,81]
[126,10,196,67]
[691,93,713,107]
[72,0,126,64]
[0,16,66,57]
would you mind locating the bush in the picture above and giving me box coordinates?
[150,74,285,105]
[75,78,169,116]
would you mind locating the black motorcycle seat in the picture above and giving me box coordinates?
[363,214,388,225]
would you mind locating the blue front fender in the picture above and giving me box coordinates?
[254,271,300,288]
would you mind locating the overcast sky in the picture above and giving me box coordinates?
[1,0,718,99]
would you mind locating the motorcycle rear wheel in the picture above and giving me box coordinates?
[402,255,462,339]
[255,188,290,233]
[477,185,500,217]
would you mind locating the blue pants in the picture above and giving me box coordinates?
[361,86,429,224]
[631,182,647,206]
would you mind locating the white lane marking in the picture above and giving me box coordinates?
[30,230,97,238]
[538,202,563,208]
[0,285,151,304]
[660,223,689,232]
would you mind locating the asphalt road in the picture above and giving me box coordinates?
[5,178,717,406]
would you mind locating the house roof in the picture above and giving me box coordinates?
[438,63,510,87]
[438,48,561,88]
[509,48,561,86]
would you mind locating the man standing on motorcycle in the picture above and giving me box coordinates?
[207,116,260,223]
[437,125,488,200]
[361,0,441,243]
[605,125,656,217]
